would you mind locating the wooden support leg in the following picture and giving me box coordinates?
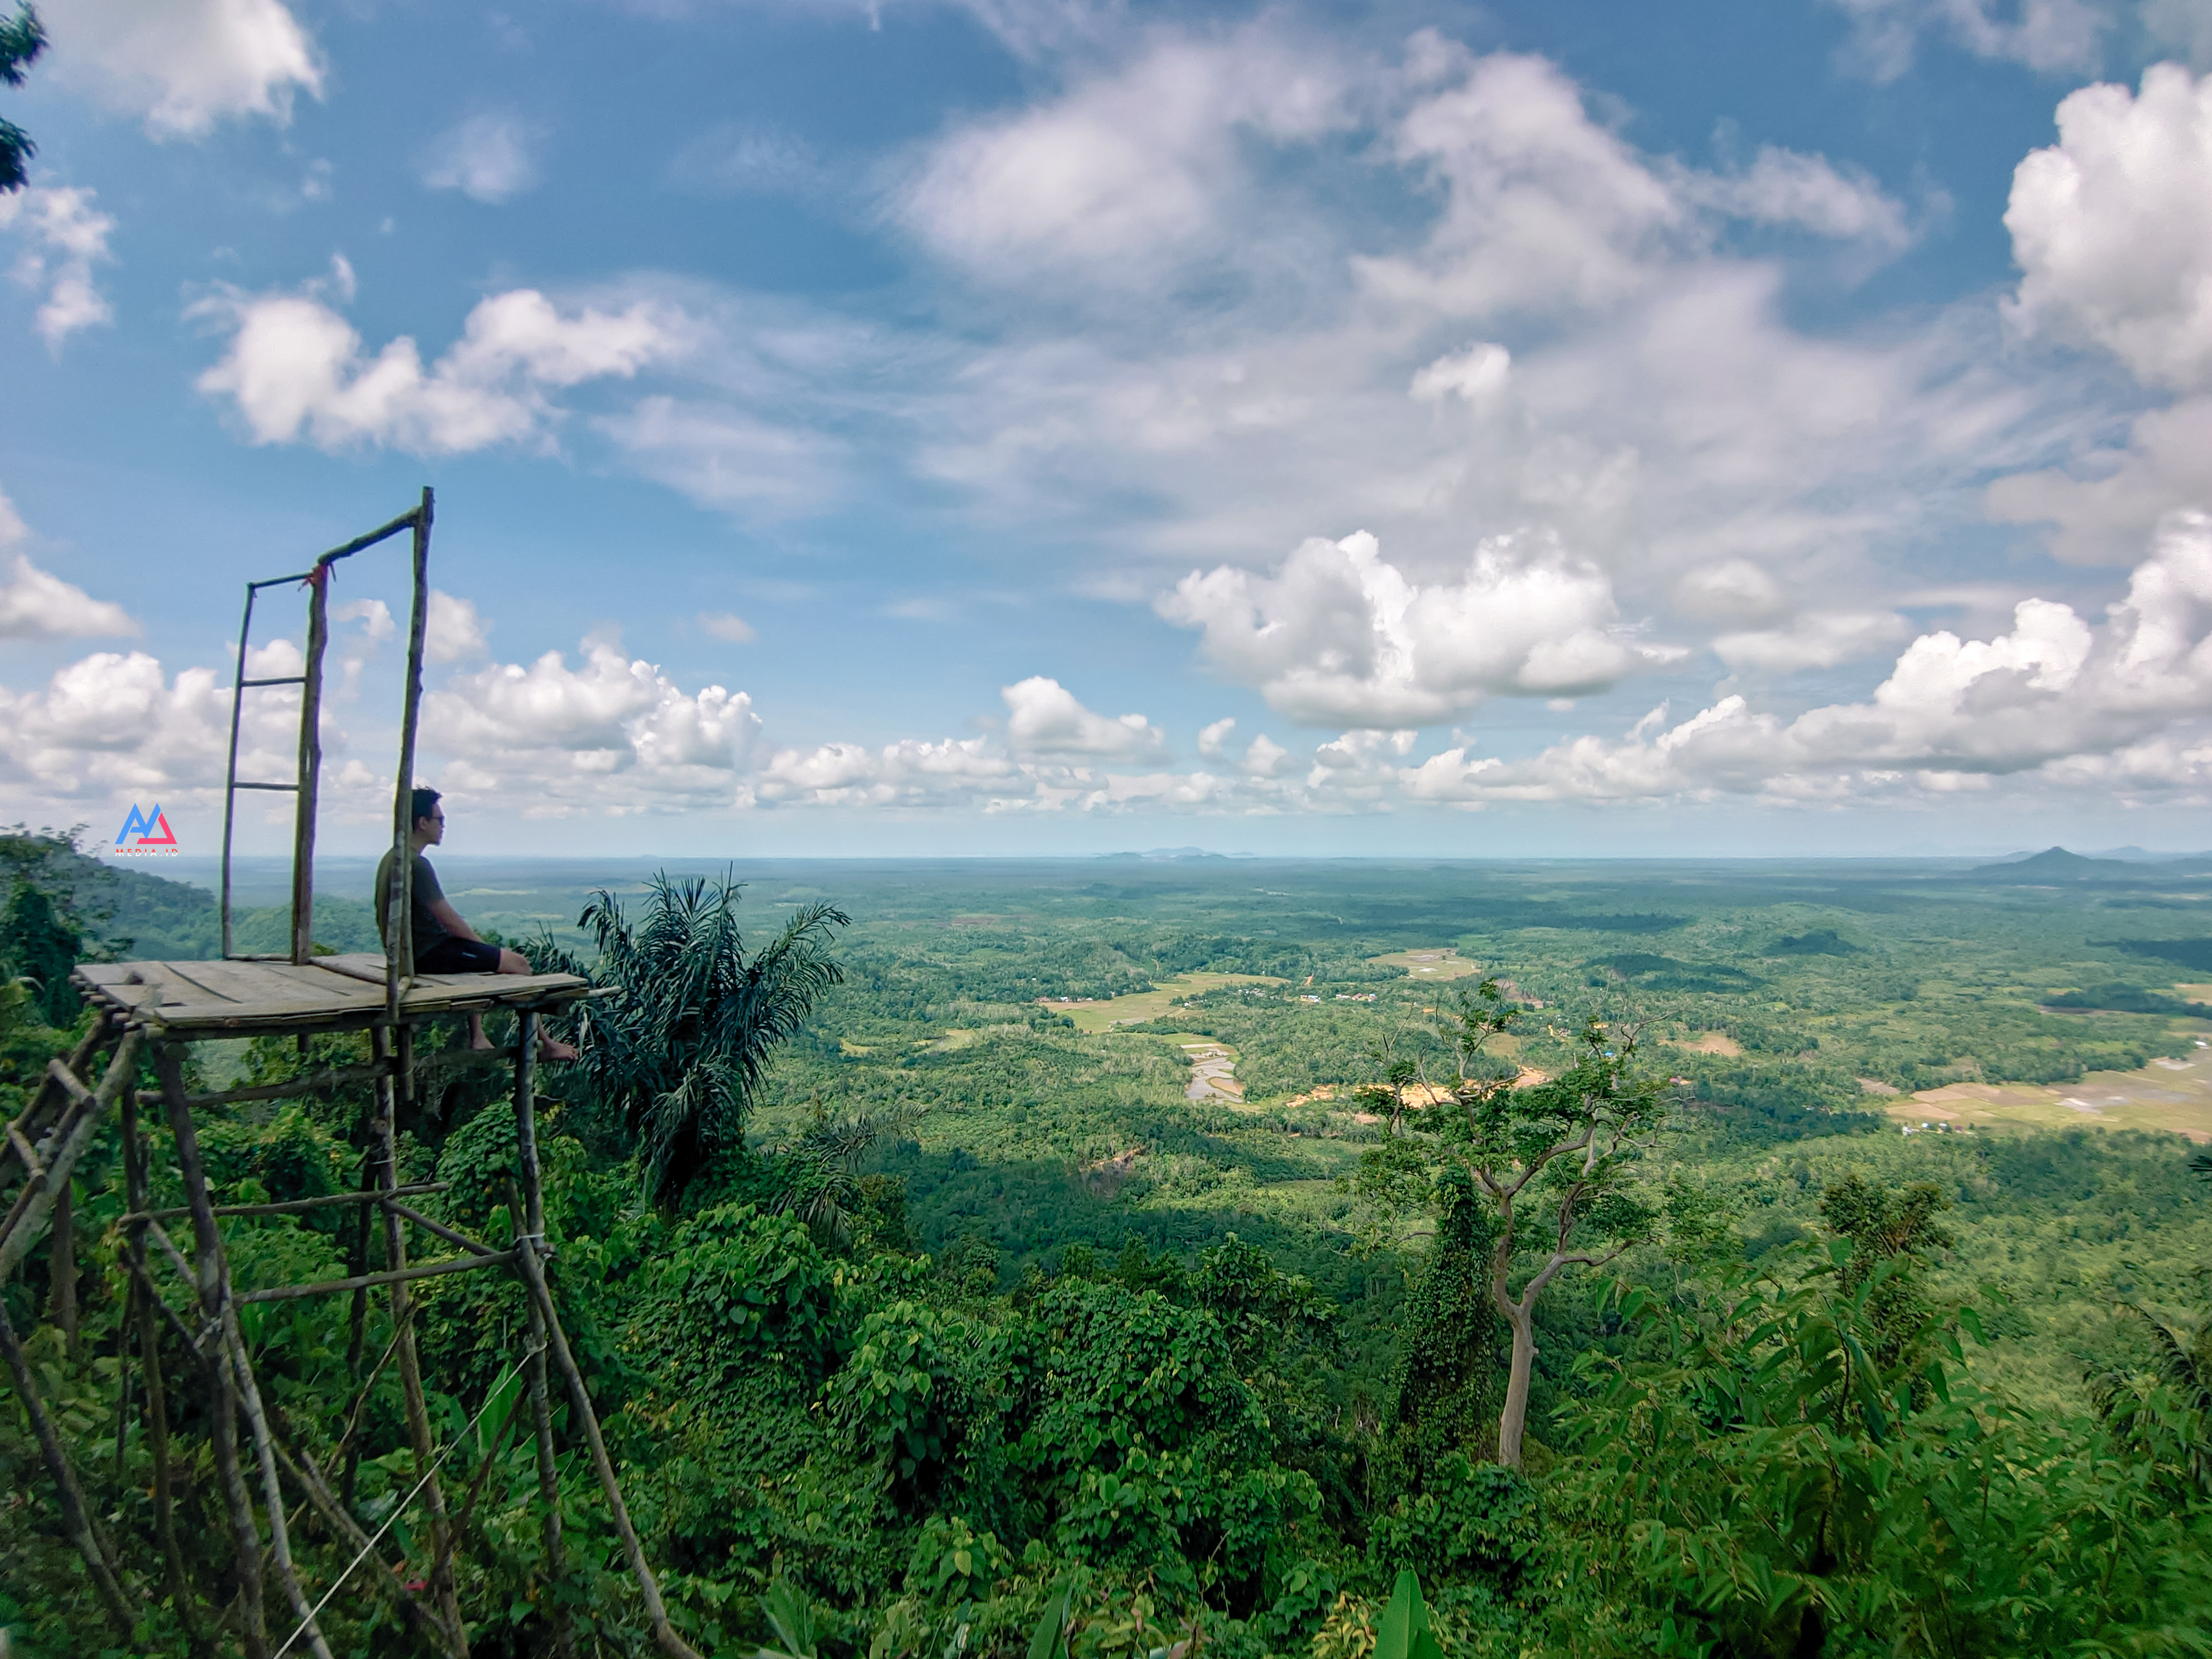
[510,1015,699,1659]
[155,1039,271,1659]
[266,1423,463,1655]
[0,1291,137,1638]
[342,1146,371,1511]
[512,1018,576,1658]
[0,1026,142,1282]
[120,1092,196,1631]
[219,1312,334,1659]
[371,1026,468,1659]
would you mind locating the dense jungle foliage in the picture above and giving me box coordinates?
[3,840,2212,1655]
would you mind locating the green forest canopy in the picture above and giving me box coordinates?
[2,841,2210,1655]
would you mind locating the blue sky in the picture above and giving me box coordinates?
[5,0,2212,861]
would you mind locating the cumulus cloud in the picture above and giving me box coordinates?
[43,0,323,138]
[423,636,763,814]
[1160,529,1682,727]
[1824,0,2111,81]
[0,649,299,810]
[2008,64,2212,391]
[1001,676,1164,759]
[193,277,684,454]
[0,554,138,640]
[0,186,117,351]
[425,591,490,663]
[901,20,1353,280]
[1405,510,2212,803]
[422,114,540,204]
[0,492,137,640]
[756,736,1020,808]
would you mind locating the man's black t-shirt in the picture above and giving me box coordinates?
[373,848,451,966]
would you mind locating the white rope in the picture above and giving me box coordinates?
[272,1344,541,1658]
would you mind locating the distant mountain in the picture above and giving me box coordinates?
[1969,846,2138,881]
[1095,848,1242,862]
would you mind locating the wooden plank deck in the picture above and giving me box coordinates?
[72,955,590,1035]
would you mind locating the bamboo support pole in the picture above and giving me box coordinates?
[1,1028,143,1281]
[219,1310,334,1659]
[234,1250,517,1305]
[370,1024,468,1658]
[511,1015,699,1659]
[291,557,330,967]
[266,1426,462,1653]
[123,1181,448,1225]
[220,581,257,960]
[154,1040,270,1659]
[382,1199,495,1257]
[119,1093,194,1623]
[511,1018,572,1653]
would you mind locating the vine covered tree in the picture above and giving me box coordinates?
[1,2,45,193]
[1436,983,1669,1466]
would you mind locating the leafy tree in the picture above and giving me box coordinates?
[1816,1174,1953,1369]
[549,871,848,1211]
[1,2,44,193]
[1433,984,1667,1466]
[0,876,79,1028]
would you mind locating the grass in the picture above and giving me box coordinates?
[1887,1041,2212,1141]
[1367,947,1484,980]
[1047,972,1285,1033]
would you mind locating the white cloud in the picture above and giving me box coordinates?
[597,396,843,514]
[423,636,763,814]
[422,114,540,204]
[2008,64,2212,391]
[756,736,1020,808]
[0,554,138,640]
[699,610,757,644]
[1825,0,2112,81]
[425,591,490,663]
[0,187,117,351]
[1160,529,1682,727]
[193,280,684,454]
[1197,716,1236,757]
[43,0,323,139]
[0,650,296,809]
[1409,343,1511,406]
[1711,609,1912,672]
[1684,146,1913,249]
[1354,47,1685,319]
[1405,509,2212,803]
[901,21,1353,280]
[1001,676,1164,759]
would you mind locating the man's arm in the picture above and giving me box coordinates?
[427,898,484,943]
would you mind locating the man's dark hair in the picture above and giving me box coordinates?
[411,787,443,829]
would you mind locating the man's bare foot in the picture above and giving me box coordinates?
[538,1038,579,1062]
[472,1032,498,1051]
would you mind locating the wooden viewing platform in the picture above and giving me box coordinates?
[74,953,591,1035]
[0,491,702,1659]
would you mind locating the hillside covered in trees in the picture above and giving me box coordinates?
[3,838,2211,1656]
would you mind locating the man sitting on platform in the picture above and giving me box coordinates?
[375,787,578,1059]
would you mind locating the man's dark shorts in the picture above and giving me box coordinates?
[416,937,504,975]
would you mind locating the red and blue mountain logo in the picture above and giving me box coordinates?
[114,803,179,856]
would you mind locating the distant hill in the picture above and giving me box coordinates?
[1969,846,2137,881]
